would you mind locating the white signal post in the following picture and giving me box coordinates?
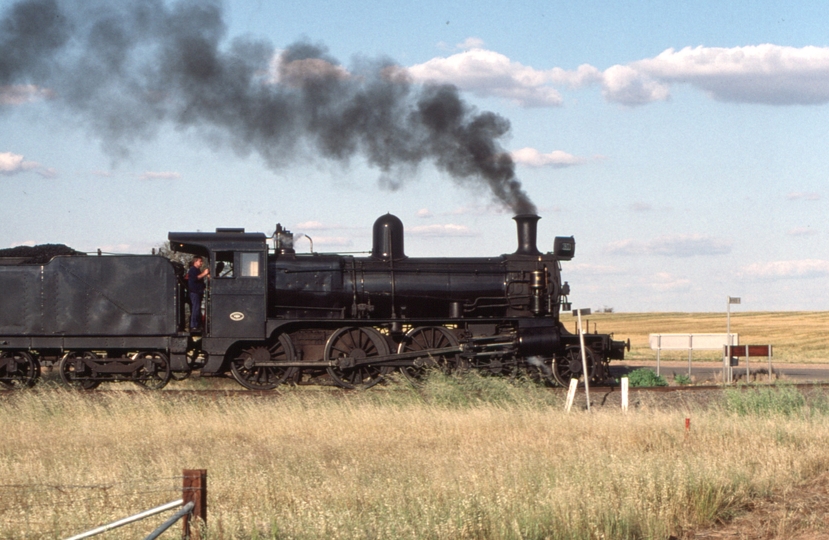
[725,296,741,383]
[573,308,591,411]
[565,378,578,412]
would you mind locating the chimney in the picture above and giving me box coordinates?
[513,214,541,256]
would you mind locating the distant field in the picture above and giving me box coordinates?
[560,311,829,363]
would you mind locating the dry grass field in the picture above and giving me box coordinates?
[3,376,829,539]
[2,312,829,538]
[560,311,829,363]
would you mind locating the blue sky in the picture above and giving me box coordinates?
[1,0,828,312]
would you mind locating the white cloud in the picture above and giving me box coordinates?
[601,64,671,105]
[139,171,181,180]
[457,37,485,51]
[295,220,328,230]
[606,234,732,257]
[408,224,477,237]
[0,151,52,177]
[416,208,433,218]
[786,191,821,201]
[788,227,818,237]
[739,259,829,279]
[650,272,692,292]
[630,202,653,212]
[511,148,585,168]
[407,48,587,107]
[0,152,26,174]
[602,44,829,106]
[409,44,829,108]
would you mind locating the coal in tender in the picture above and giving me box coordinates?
[0,244,86,264]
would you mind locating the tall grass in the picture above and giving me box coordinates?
[723,383,829,417]
[2,377,829,539]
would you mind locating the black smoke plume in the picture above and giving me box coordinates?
[0,0,536,214]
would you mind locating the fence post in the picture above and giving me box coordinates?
[182,469,207,539]
[687,334,693,377]
[656,334,661,376]
[621,377,629,413]
[745,344,750,381]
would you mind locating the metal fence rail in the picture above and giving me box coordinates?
[649,333,739,377]
[60,469,207,540]
[65,499,185,540]
[145,501,195,540]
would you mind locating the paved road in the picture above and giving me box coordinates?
[611,360,829,384]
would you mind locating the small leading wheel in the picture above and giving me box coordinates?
[59,351,101,390]
[523,356,556,386]
[132,351,172,390]
[0,351,40,389]
[230,334,297,390]
[552,346,597,387]
[468,356,520,377]
[398,326,460,385]
[325,327,392,389]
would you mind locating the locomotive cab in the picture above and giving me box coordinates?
[168,229,268,341]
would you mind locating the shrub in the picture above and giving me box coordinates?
[626,368,668,387]
[673,373,692,386]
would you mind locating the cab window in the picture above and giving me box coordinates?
[215,251,234,278]
[240,252,260,277]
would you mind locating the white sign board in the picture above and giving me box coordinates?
[648,333,739,351]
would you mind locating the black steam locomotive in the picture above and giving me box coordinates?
[0,213,626,390]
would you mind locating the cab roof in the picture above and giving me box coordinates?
[168,230,267,257]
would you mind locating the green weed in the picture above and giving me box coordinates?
[627,368,668,387]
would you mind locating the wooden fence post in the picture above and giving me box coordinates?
[182,469,207,539]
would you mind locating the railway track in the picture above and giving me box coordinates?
[3,381,828,398]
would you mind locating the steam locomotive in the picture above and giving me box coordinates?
[0,213,627,390]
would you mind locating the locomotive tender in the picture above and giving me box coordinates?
[0,213,626,390]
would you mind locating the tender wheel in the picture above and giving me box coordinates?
[59,351,101,390]
[230,334,297,390]
[552,346,597,387]
[398,326,460,384]
[0,351,40,389]
[132,351,172,390]
[325,327,392,389]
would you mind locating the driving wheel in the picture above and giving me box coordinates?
[398,326,460,384]
[325,327,392,389]
[230,334,297,390]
